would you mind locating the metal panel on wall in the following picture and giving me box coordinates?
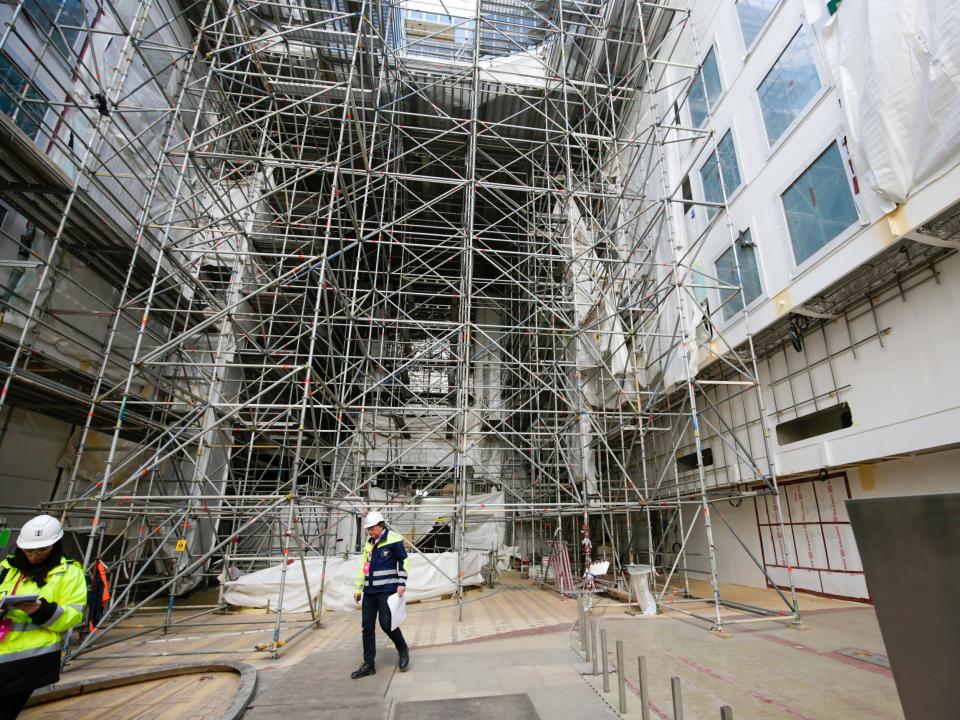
[846,493,960,720]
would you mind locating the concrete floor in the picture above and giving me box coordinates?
[585,607,900,719]
[243,632,617,719]
[28,574,904,719]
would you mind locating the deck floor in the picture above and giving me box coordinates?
[23,572,903,719]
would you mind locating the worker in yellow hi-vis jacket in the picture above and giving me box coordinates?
[0,515,87,717]
[351,511,409,679]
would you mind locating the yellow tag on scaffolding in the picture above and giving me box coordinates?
[175,539,187,552]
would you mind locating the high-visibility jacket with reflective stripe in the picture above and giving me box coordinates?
[355,529,409,595]
[0,556,87,663]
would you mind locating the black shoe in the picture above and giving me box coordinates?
[398,649,410,672]
[351,662,376,679]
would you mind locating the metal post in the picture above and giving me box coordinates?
[720,706,733,720]
[671,676,684,720]
[591,619,599,675]
[638,656,650,720]
[601,627,609,692]
[580,596,589,660]
[616,640,627,713]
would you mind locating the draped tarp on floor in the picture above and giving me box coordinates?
[222,550,485,613]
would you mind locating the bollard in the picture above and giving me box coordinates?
[590,619,599,675]
[671,676,683,720]
[638,656,650,720]
[720,706,733,720]
[616,640,627,713]
[601,627,610,692]
[580,601,590,661]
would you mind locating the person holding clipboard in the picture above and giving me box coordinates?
[350,511,410,679]
[0,514,87,718]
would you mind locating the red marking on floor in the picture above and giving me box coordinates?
[674,654,813,719]
[676,654,735,683]
[748,690,817,720]
[758,633,893,678]
[412,622,570,649]
[623,676,668,719]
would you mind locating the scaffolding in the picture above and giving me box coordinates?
[0,0,803,658]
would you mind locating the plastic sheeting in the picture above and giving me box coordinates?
[367,490,506,553]
[811,0,960,207]
[222,550,485,613]
[626,565,657,616]
[564,200,642,410]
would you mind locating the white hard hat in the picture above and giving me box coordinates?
[17,514,64,550]
[363,511,385,529]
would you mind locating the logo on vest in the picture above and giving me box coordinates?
[381,549,390,558]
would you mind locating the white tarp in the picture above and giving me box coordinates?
[222,550,485,613]
[811,0,960,207]
[367,490,507,553]
[627,565,657,616]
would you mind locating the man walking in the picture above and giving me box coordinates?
[351,511,410,678]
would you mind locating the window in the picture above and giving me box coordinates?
[736,0,780,49]
[757,27,821,145]
[716,230,762,319]
[688,46,722,127]
[0,53,50,139]
[699,129,741,219]
[24,0,85,57]
[782,142,859,264]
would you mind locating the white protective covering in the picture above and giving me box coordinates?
[222,550,485,613]
[810,0,960,207]
[626,565,657,616]
[565,200,641,410]
[368,490,507,554]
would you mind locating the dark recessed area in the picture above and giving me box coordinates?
[776,402,853,444]
[676,447,714,472]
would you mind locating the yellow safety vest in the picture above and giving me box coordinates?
[0,556,87,664]
[354,530,409,594]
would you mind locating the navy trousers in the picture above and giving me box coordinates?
[362,592,407,665]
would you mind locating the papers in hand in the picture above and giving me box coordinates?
[387,592,407,631]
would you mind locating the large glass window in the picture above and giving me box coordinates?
[699,130,741,220]
[782,142,859,264]
[24,0,85,57]
[0,53,50,139]
[736,0,780,49]
[757,27,821,145]
[688,46,722,127]
[716,230,762,319]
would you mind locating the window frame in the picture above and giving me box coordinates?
[736,0,784,55]
[697,126,745,223]
[755,24,828,154]
[685,43,724,129]
[0,50,54,141]
[778,137,863,273]
[20,0,87,63]
[712,227,765,323]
